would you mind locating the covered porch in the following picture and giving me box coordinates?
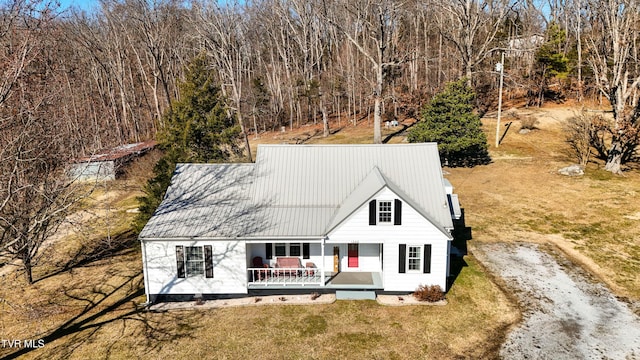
[246,239,383,289]
[245,240,383,289]
[246,270,383,289]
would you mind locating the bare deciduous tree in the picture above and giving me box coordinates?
[326,0,406,144]
[433,0,519,86]
[0,1,92,283]
[585,0,640,173]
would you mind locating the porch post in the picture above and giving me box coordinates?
[321,238,325,285]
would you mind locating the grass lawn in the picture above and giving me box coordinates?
[0,234,516,359]
[448,106,640,301]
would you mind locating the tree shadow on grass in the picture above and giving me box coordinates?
[444,146,492,168]
[2,270,201,360]
[34,229,139,284]
[3,228,202,360]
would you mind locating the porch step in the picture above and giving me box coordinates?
[335,290,377,300]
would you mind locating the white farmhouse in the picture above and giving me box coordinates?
[139,144,462,302]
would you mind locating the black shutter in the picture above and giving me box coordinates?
[204,245,214,278]
[394,199,402,225]
[176,245,185,278]
[369,200,377,225]
[423,244,432,274]
[303,243,310,259]
[265,243,273,259]
[398,244,406,273]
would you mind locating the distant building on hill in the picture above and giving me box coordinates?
[68,140,157,181]
[507,34,544,53]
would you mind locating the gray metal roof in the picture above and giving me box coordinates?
[139,144,454,240]
[139,163,258,239]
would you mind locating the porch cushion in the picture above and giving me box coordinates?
[275,257,302,268]
[275,257,302,277]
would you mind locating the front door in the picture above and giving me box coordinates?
[348,244,359,268]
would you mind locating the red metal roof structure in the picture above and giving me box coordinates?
[76,140,157,163]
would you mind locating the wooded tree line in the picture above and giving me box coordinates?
[1,0,639,155]
[3,0,630,154]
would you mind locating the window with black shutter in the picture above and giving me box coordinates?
[290,243,301,257]
[378,201,392,223]
[185,247,204,276]
[204,245,214,278]
[394,199,402,225]
[303,243,310,259]
[265,243,272,259]
[275,243,287,256]
[369,200,377,225]
[398,244,406,273]
[423,244,432,274]
[176,245,185,278]
[407,246,421,271]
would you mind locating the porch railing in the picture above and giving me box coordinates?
[247,267,323,286]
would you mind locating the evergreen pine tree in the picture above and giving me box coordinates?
[408,78,490,167]
[135,56,241,232]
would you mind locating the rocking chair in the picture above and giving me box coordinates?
[252,256,270,281]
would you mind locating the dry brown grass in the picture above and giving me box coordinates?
[248,115,413,156]
[449,107,640,300]
[1,253,516,360]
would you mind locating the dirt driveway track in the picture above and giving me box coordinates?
[473,242,640,360]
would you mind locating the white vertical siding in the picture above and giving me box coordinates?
[328,187,450,291]
[328,188,448,243]
[144,240,247,296]
[382,241,449,291]
[247,243,267,265]
[307,243,323,269]
[327,243,381,272]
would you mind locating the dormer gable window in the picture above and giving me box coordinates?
[369,199,402,225]
[378,201,392,223]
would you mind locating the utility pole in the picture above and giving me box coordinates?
[495,52,505,148]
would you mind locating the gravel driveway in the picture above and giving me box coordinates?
[473,242,640,360]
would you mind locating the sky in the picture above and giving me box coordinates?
[57,0,99,14]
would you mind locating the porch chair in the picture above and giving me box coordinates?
[275,257,302,277]
[305,262,317,277]
[252,256,270,281]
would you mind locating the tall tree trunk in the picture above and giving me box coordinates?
[604,137,624,174]
[22,252,33,284]
[237,112,253,162]
[373,63,382,144]
[321,99,329,137]
[575,0,583,101]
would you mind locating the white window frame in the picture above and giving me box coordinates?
[273,243,301,257]
[289,243,301,257]
[378,200,393,224]
[185,246,205,277]
[274,243,287,257]
[407,245,422,272]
